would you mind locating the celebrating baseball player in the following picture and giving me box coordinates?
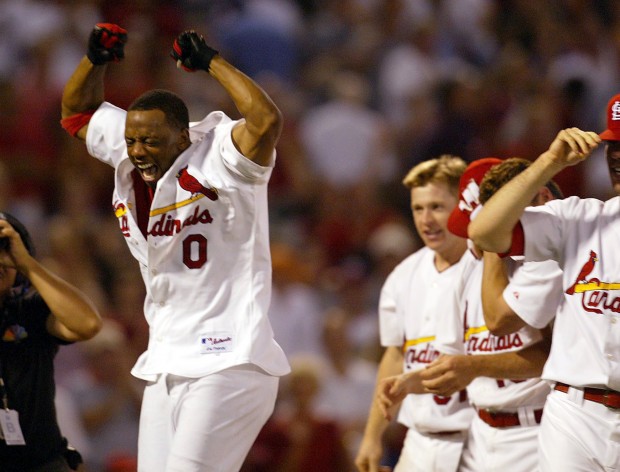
[355,155,474,472]
[60,23,290,471]
[469,99,620,471]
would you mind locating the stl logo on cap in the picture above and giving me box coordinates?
[447,157,502,238]
[600,93,620,141]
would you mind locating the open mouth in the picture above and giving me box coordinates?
[424,229,442,241]
[136,163,158,181]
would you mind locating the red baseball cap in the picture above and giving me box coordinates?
[447,157,503,238]
[600,93,620,141]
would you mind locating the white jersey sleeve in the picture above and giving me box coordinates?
[503,259,563,329]
[378,266,404,347]
[85,102,128,168]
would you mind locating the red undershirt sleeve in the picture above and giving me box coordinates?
[499,221,525,258]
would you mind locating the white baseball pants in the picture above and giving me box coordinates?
[137,364,278,472]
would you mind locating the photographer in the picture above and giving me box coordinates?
[0,213,102,471]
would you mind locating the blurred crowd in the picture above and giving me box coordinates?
[2,0,620,470]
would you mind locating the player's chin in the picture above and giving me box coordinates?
[421,233,446,250]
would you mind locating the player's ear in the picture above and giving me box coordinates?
[177,128,191,151]
[531,186,554,206]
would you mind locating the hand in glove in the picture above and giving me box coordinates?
[87,23,127,65]
[170,30,218,72]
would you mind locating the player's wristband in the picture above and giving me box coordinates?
[60,110,96,137]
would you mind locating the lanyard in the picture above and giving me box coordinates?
[0,362,8,410]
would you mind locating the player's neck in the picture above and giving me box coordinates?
[433,240,467,272]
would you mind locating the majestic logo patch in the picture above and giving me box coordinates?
[200,333,233,354]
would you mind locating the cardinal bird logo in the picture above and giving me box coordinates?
[176,166,219,201]
[566,250,598,295]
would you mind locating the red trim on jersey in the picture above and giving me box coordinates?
[132,169,154,238]
[499,222,525,258]
[60,110,96,137]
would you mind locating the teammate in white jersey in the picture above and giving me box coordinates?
[355,156,474,472]
[60,24,290,472]
[470,100,620,471]
[478,161,565,338]
[377,157,563,471]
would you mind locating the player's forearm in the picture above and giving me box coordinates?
[470,337,551,379]
[362,394,392,443]
[481,253,525,335]
[364,347,404,438]
[23,258,102,340]
[61,56,106,119]
[469,153,561,253]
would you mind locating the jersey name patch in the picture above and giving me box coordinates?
[200,333,234,354]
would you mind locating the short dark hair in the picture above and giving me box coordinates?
[128,89,189,130]
[479,157,564,204]
[0,212,35,256]
[0,212,35,291]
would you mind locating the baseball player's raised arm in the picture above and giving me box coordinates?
[469,128,601,253]
[170,31,283,167]
[211,57,283,166]
[61,57,107,140]
[481,252,526,336]
[61,24,128,141]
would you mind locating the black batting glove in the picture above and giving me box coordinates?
[87,23,127,65]
[170,30,218,72]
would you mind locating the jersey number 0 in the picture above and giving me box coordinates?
[183,234,207,268]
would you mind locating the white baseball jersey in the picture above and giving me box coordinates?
[436,251,551,411]
[520,196,620,390]
[86,102,290,381]
[379,246,474,433]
